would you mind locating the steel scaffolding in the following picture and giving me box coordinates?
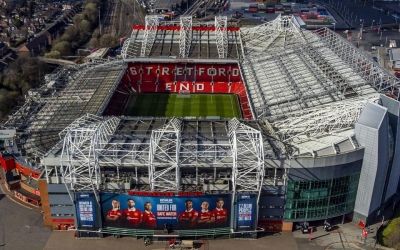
[215,16,228,58]
[272,100,368,143]
[179,16,192,58]
[149,118,182,192]
[228,118,264,194]
[141,15,159,57]
[240,15,303,52]
[60,115,120,202]
[315,28,400,100]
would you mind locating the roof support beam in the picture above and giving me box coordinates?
[141,15,159,57]
[215,16,228,58]
[179,16,192,58]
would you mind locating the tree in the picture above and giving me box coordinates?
[0,89,19,116]
[14,18,23,28]
[84,3,98,24]
[45,51,61,59]
[63,26,79,43]
[80,19,91,34]
[52,41,72,56]
[88,37,99,49]
[100,34,118,47]
[73,14,83,29]
[92,28,101,39]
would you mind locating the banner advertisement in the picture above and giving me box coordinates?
[236,194,256,231]
[76,193,96,228]
[101,193,231,230]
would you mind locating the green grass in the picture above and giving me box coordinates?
[124,93,242,118]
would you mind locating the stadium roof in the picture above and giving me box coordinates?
[122,15,241,60]
[2,15,400,172]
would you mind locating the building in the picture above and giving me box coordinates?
[0,15,399,238]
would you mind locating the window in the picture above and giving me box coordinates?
[284,172,360,220]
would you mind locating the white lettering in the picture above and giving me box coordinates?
[198,68,205,76]
[186,67,194,75]
[129,67,138,75]
[197,83,204,91]
[232,68,239,76]
[176,67,183,75]
[146,67,153,75]
[208,68,216,76]
[165,83,172,91]
[218,68,226,76]
[162,67,169,75]
[180,83,189,91]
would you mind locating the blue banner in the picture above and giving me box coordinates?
[100,193,231,230]
[76,193,96,228]
[236,194,256,231]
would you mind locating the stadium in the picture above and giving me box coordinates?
[0,15,399,238]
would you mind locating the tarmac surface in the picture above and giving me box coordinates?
[2,173,396,250]
[0,179,52,250]
[2,172,396,250]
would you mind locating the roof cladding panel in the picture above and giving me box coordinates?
[240,15,395,123]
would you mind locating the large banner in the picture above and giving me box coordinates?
[101,193,231,230]
[76,193,96,229]
[236,194,256,231]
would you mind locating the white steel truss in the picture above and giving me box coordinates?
[228,118,264,195]
[314,28,400,100]
[149,118,182,192]
[60,115,120,203]
[272,100,368,143]
[179,16,192,58]
[121,38,132,59]
[215,16,228,58]
[240,15,304,52]
[141,15,159,57]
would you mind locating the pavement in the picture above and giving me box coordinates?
[1,173,397,250]
[0,177,52,250]
[40,220,396,250]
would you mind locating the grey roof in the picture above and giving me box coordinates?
[357,102,387,129]
[153,0,181,10]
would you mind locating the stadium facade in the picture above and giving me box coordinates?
[0,15,399,237]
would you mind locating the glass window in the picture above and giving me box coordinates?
[284,172,360,221]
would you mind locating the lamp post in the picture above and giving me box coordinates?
[98,7,101,35]
[371,20,375,30]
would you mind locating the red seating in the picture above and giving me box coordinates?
[124,62,254,119]
[104,85,131,116]
[158,64,176,85]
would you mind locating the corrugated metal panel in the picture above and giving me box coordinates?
[49,194,74,205]
[47,184,68,193]
[50,206,75,215]
[259,208,283,217]
[357,102,386,129]
[380,94,400,202]
[259,196,285,206]
[354,103,390,216]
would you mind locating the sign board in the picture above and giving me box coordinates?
[0,130,16,139]
[101,193,231,230]
[236,194,256,231]
[394,61,400,69]
[76,193,96,228]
